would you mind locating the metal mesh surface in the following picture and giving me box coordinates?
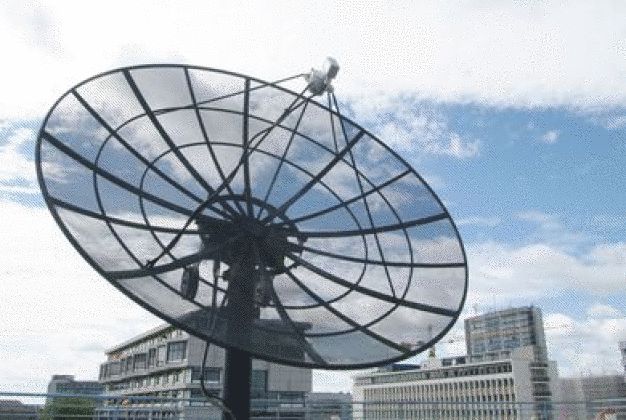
[36,64,468,369]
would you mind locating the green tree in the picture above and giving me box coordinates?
[40,397,95,419]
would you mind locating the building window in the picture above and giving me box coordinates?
[191,388,219,401]
[157,345,166,366]
[192,367,220,383]
[109,362,121,376]
[148,348,156,367]
[167,341,187,362]
[133,353,147,370]
[251,370,267,398]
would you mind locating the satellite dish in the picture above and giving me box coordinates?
[36,61,467,419]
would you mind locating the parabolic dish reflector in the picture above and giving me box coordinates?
[36,64,468,369]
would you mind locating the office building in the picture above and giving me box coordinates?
[557,375,626,419]
[305,392,352,420]
[46,374,104,402]
[465,306,548,363]
[353,306,560,419]
[353,346,558,419]
[621,341,626,380]
[97,324,311,419]
[0,400,39,419]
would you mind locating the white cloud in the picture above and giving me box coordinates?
[606,115,626,130]
[350,94,481,159]
[517,210,560,226]
[540,129,560,144]
[516,210,592,252]
[586,303,623,318]
[589,214,626,231]
[544,311,626,376]
[468,241,626,299]
[0,125,38,194]
[2,2,626,122]
[456,216,501,227]
[0,200,161,393]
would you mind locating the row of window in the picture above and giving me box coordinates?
[100,341,187,379]
[112,328,185,355]
[361,363,513,385]
[365,377,515,398]
[366,389,517,403]
[471,336,536,354]
[106,368,189,391]
[363,406,521,420]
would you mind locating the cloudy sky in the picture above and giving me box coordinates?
[1,1,625,395]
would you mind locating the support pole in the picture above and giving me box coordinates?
[223,347,252,420]
[222,242,256,420]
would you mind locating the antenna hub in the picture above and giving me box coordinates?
[306,57,339,96]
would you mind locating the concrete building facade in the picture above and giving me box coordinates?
[465,306,548,363]
[557,375,626,419]
[97,324,311,419]
[305,392,352,420]
[46,374,104,402]
[621,341,626,380]
[353,347,558,419]
[353,306,560,419]
[0,400,39,419]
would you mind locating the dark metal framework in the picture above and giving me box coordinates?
[36,64,468,374]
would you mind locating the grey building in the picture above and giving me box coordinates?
[46,374,104,402]
[98,324,312,419]
[557,375,626,419]
[0,400,39,419]
[465,306,548,363]
[305,392,352,420]
[621,341,626,380]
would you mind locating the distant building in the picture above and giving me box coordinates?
[620,341,626,380]
[46,374,104,402]
[305,392,352,420]
[97,324,312,419]
[353,346,558,419]
[353,306,561,419]
[465,306,548,363]
[557,375,626,419]
[0,400,39,419]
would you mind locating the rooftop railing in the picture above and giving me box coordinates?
[1,391,625,419]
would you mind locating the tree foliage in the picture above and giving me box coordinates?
[40,397,95,419]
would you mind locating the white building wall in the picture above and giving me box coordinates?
[353,349,557,420]
[511,357,532,404]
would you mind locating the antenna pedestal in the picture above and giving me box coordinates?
[223,347,252,420]
[222,243,257,420]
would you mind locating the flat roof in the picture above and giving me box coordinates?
[105,323,173,354]
[465,305,537,321]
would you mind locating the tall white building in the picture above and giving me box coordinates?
[98,324,311,419]
[465,306,547,363]
[353,346,558,419]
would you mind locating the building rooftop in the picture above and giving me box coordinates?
[465,305,537,321]
[105,323,171,354]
